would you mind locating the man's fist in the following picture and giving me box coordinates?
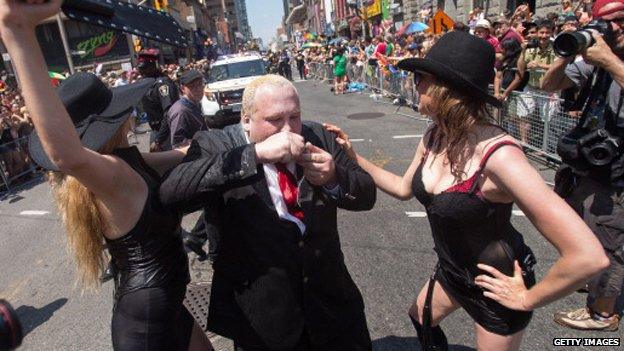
[254,131,305,164]
[298,142,337,187]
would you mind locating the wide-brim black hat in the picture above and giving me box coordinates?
[29,73,154,171]
[397,31,501,107]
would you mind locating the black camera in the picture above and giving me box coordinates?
[553,19,614,57]
[525,38,540,49]
[578,128,622,166]
[0,300,22,351]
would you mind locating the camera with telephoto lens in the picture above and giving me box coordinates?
[553,19,614,57]
[578,128,622,167]
[0,300,22,351]
[525,38,540,49]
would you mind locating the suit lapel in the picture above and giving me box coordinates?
[229,124,276,212]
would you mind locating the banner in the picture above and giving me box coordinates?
[364,0,382,18]
[382,0,390,20]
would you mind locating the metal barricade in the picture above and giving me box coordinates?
[304,60,574,166]
[0,136,38,195]
[500,89,575,162]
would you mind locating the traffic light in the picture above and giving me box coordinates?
[153,0,168,11]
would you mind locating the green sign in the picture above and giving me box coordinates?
[382,0,390,20]
[76,31,118,59]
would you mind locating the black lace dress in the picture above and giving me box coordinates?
[412,139,537,335]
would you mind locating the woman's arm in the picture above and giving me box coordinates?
[324,123,426,201]
[0,2,137,198]
[141,145,189,176]
[493,70,503,99]
[474,146,609,311]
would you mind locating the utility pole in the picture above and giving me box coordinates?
[56,14,75,74]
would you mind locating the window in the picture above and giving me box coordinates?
[208,60,265,82]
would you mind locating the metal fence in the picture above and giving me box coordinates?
[305,61,576,165]
[0,136,39,195]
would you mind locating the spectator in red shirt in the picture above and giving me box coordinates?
[494,17,524,52]
[474,19,499,49]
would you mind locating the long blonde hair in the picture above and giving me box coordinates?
[48,121,129,289]
[426,81,497,177]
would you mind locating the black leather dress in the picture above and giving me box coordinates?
[105,146,193,351]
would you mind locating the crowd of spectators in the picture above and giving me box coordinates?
[296,0,594,151]
[0,75,32,182]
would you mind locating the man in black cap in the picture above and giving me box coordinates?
[164,69,215,261]
[166,69,207,149]
[136,49,179,150]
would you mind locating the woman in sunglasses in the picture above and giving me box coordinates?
[325,31,608,350]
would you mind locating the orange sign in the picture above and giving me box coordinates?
[428,10,455,34]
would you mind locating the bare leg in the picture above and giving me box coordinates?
[408,280,460,326]
[187,320,213,351]
[474,323,524,351]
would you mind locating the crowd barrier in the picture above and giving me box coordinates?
[0,136,38,195]
[306,61,575,165]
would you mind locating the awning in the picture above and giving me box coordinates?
[286,4,307,25]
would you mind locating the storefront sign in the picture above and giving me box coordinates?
[364,0,382,18]
[76,31,118,59]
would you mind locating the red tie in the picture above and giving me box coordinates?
[275,163,304,220]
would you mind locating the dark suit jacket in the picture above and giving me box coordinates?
[160,121,376,350]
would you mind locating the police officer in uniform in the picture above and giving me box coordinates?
[136,49,179,151]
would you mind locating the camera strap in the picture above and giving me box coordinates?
[579,68,611,130]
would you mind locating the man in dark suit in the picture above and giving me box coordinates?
[160,74,376,351]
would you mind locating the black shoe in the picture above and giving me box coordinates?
[100,261,116,283]
[183,232,208,261]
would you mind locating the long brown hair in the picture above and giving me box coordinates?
[48,121,129,289]
[426,81,497,177]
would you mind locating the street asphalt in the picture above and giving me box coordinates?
[0,79,622,350]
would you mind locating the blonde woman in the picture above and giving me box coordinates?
[325,31,608,351]
[0,2,211,350]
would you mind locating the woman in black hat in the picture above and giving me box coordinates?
[0,2,211,351]
[325,31,607,350]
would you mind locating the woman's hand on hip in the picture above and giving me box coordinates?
[475,261,533,312]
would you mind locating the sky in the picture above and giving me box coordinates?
[246,0,285,46]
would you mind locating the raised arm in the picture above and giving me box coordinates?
[0,1,135,198]
[324,123,427,201]
[541,57,576,92]
[474,146,609,311]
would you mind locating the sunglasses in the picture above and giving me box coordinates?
[414,72,432,88]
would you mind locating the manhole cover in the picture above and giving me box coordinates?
[346,112,385,120]
[184,281,214,336]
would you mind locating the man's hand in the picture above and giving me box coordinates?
[298,142,337,187]
[254,131,305,164]
[582,32,618,68]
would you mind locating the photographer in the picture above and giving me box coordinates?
[541,0,624,331]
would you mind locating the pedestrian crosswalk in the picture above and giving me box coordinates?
[406,210,526,218]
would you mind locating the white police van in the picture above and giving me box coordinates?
[202,52,266,119]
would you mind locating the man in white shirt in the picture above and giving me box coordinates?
[160,74,376,350]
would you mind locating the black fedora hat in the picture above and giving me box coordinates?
[397,31,501,107]
[29,72,154,171]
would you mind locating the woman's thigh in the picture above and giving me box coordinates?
[474,323,524,351]
[410,280,461,326]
